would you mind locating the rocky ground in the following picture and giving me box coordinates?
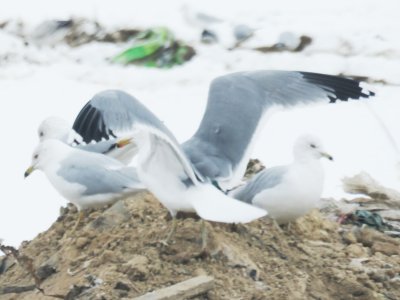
[1,190,400,300]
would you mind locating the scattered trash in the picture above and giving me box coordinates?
[255,32,312,53]
[0,20,25,37]
[4,20,195,67]
[21,18,141,47]
[276,32,304,51]
[30,19,74,46]
[29,19,104,47]
[342,172,400,210]
[233,24,255,43]
[243,158,265,180]
[201,29,218,44]
[340,210,388,230]
[320,172,400,238]
[113,27,195,68]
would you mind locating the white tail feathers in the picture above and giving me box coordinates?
[188,185,267,223]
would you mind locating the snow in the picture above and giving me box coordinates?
[1,0,400,246]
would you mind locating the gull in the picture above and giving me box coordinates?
[24,139,145,230]
[38,116,134,164]
[229,134,333,225]
[36,90,145,164]
[70,71,374,192]
[128,124,268,249]
[38,116,71,142]
[181,71,374,190]
[72,91,268,248]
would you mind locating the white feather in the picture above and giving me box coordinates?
[188,185,267,223]
[133,125,267,223]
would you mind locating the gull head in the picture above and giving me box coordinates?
[38,116,70,142]
[293,134,333,162]
[25,139,71,178]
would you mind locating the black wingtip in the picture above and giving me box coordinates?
[300,72,375,103]
[72,102,111,144]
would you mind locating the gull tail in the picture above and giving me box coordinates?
[188,184,267,223]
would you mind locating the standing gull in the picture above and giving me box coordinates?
[71,71,374,191]
[229,134,333,225]
[24,139,145,229]
[38,116,134,164]
[36,91,147,165]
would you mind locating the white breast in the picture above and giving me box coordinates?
[253,161,324,224]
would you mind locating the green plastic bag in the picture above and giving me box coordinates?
[112,27,195,68]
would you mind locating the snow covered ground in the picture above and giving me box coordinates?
[1,0,400,246]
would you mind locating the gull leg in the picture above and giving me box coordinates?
[72,211,85,233]
[161,217,177,246]
[272,219,284,233]
[201,219,208,252]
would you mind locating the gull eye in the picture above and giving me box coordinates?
[310,144,316,148]
[39,131,44,137]
[34,154,39,159]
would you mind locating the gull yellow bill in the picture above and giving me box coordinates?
[24,166,36,178]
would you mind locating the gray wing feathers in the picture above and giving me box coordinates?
[73,90,176,144]
[57,153,143,196]
[184,70,374,181]
[183,74,265,179]
[92,90,160,132]
[230,166,288,204]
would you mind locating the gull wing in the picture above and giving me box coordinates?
[183,70,375,185]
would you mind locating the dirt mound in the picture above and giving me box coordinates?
[1,192,400,299]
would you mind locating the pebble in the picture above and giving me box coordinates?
[36,264,57,281]
[345,244,367,257]
[372,242,400,256]
[342,231,357,244]
[75,237,89,249]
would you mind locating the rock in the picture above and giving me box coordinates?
[345,244,368,257]
[89,200,131,230]
[75,237,89,249]
[342,231,358,244]
[0,256,15,274]
[1,191,400,299]
[36,264,57,281]
[354,227,398,247]
[372,242,400,256]
[193,268,207,276]
[65,285,90,300]
[369,271,388,283]
[127,255,148,266]
[121,255,149,281]
[218,242,260,279]
[114,281,131,291]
